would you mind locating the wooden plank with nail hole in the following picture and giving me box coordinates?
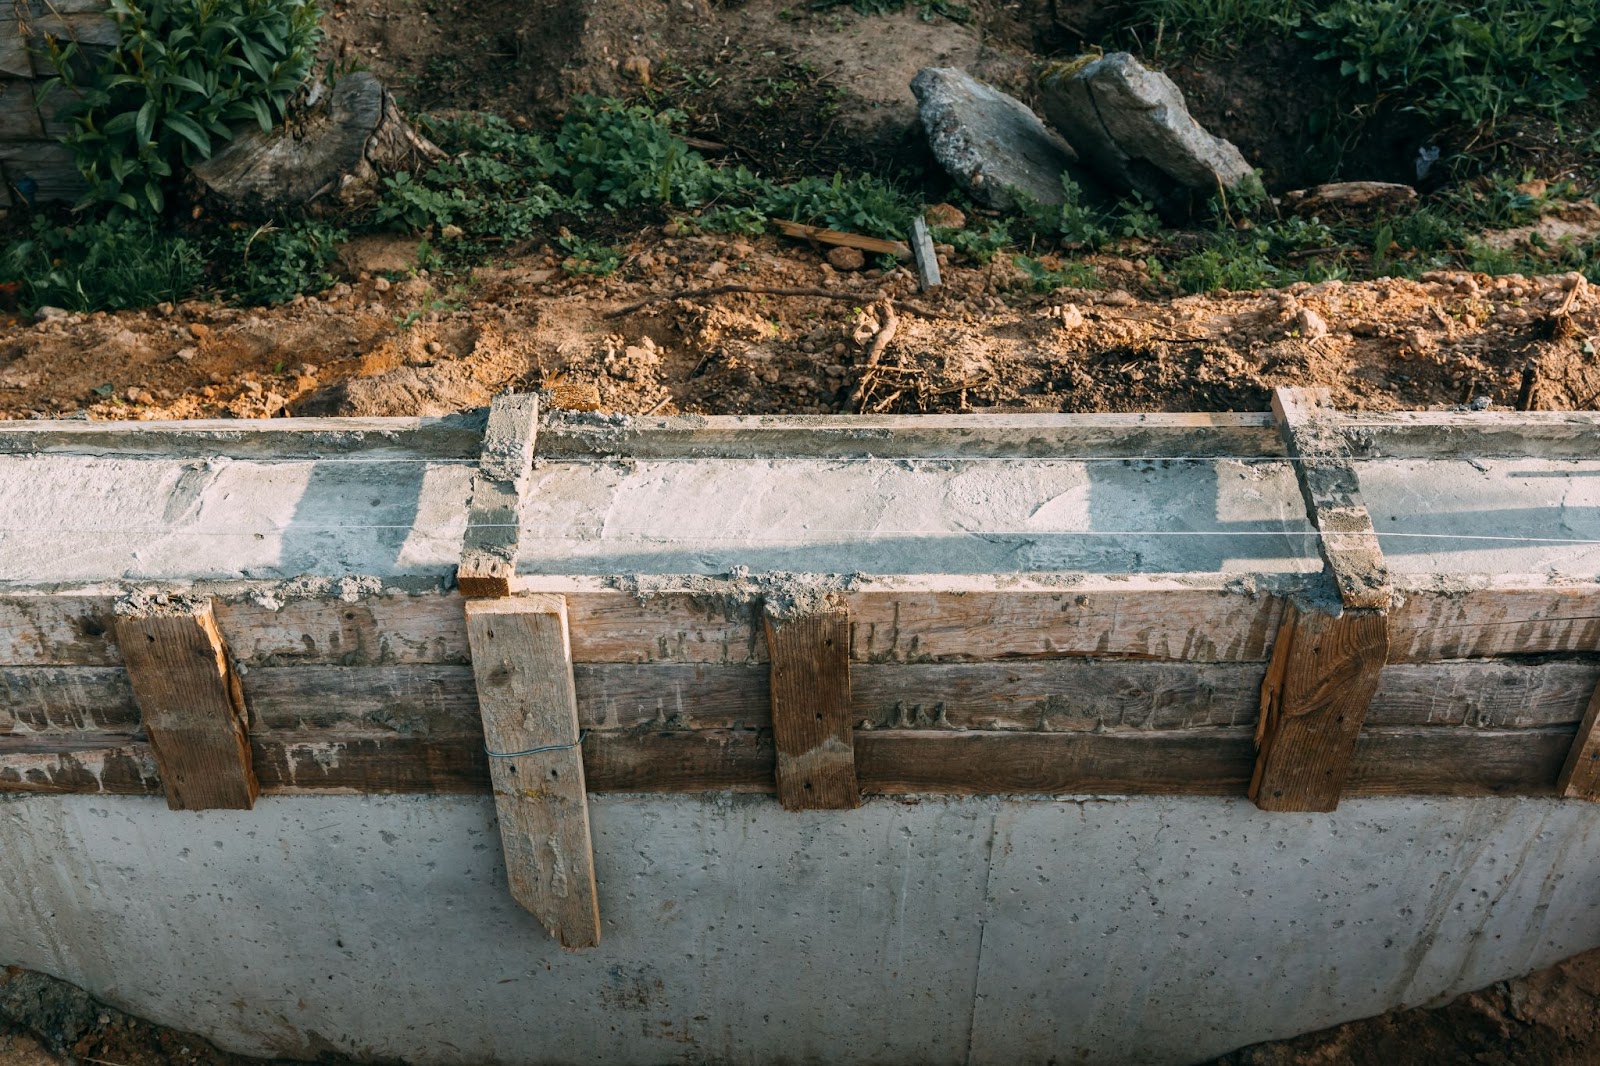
[765,605,858,810]
[113,599,257,811]
[465,594,600,949]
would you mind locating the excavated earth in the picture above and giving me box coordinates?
[1,239,1596,422]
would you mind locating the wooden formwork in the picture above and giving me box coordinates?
[2,394,1598,945]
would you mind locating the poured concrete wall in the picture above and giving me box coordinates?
[3,792,1598,1065]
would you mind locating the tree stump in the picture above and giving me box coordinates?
[192,71,441,213]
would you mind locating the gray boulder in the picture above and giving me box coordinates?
[911,67,1087,212]
[1040,52,1254,220]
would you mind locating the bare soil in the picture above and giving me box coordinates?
[1,230,1596,422]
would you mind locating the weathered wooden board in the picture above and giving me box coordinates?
[115,601,258,810]
[765,606,858,810]
[1389,587,1600,662]
[1342,411,1600,460]
[465,595,600,950]
[538,412,1284,461]
[1273,388,1391,611]
[458,394,538,598]
[0,413,486,459]
[0,666,139,734]
[1347,727,1572,796]
[1250,606,1389,812]
[1,725,1574,798]
[1556,687,1600,800]
[8,656,1596,741]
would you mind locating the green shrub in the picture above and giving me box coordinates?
[754,172,918,239]
[1302,0,1600,129]
[0,215,204,311]
[44,0,321,214]
[220,219,344,304]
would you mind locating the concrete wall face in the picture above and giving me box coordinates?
[2,793,1598,1065]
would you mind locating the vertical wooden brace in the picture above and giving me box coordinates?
[1556,687,1600,799]
[465,595,601,949]
[458,393,539,598]
[114,598,257,811]
[764,603,858,811]
[1252,388,1392,812]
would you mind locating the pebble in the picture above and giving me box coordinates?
[827,246,865,271]
[426,340,443,355]
[832,342,847,356]
[1294,307,1329,341]
[373,277,391,292]
[242,379,262,394]
[173,347,197,362]
[704,261,729,279]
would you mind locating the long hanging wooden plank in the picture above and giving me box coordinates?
[464,595,600,949]
[113,598,257,811]
[764,604,858,811]
[1555,686,1600,799]
[1252,388,1392,812]
[458,394,539,599]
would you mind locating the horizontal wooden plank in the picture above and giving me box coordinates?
[1345,727,1572,797]
[0,666,138,734]
[855,729,1256,795]
[538,412,1284,461]
[1389,587,1600,662]
[1,725,1574,798]
[12,656,1593,744]
[1342,412,1600,460]
[1367,661,1600,729]
[844,588,1286,663]
[0,413,487,459]
[4,584,1597,672]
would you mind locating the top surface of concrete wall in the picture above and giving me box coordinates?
[0,440,1595,586]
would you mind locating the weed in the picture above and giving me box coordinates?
[1013,254,1098,291]
[558,234,623,277]
[0,214,204,311]
[1169,234,1278,292]
[1303,0,1600,131]
[220,219,344,304]
[931,223,1011,264]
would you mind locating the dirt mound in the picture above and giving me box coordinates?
[2,230,1593,423]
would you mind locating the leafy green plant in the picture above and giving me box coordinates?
[931,223,1011,263]
[558,234,623,276]
[756,172,918,239]
[220,219,344,304]
[1169,234,1279,292]
[1013,254,1099,291]
[1302,0,1600,130]
[44,0,321,214]
[0,214,205,311]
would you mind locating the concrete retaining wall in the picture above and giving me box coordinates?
[3,791,1598,1065]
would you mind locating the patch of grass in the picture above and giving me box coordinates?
[1168,233,1279,292]
[558,234,623,277]
[1013,254,1099,291]
[0,215,205,311]
[1122,0,1305,50]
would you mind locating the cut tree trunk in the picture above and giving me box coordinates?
[192,71,441,213]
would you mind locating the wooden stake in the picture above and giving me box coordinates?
[764,604,858,811]
[1251,604,1389,812]
[114,599,257,811]
[1251,389,1394,812]
[909,216,942,292]
[465,595,600,949]
[458,394,539,598]
[1556,686,1600,800]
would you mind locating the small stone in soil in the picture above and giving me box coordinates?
[828,247,866,271]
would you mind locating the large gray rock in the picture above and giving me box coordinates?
[911,67,1086,212]
[1040,52,1254,220]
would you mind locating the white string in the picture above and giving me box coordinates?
[0,526,1595,545]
